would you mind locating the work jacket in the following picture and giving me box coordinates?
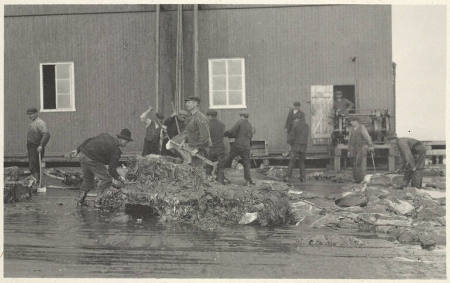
[334,98,354,114]
[77,133,122,179]
[208,118,226,152]
[285,109,305,133]
[225,118,254,150]
[184,110,211,149]
[348,124,373,155]
[27,117,50,147]
[164,116,185,139]
[287,121,309,152]
[396,138,424,168]
[145,120,161,142]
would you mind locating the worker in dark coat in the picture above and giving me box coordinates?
[140,106,164,156]
[224,111,255,186]
[284,101,305,134]
[285,118,309,182]
[183,96,211,167]
[387,134,426,188]
[26,107,50,183]
[206,109,226,184]
[348,117,374,183]
[75,128,133,206]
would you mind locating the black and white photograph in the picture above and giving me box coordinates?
[2,2,447,279]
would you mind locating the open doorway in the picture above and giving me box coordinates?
[333,85,356,113]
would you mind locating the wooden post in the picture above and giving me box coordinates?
[193,4,199,97]
[155,4,160,112]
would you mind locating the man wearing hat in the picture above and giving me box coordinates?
[224,111,255,186]
[206,109,226,184]
[348,117,374,183]
[75,128,133,206]
[140,106,164,156]
[284,101,305,134]
[386,133,426,188]
[26,107,50,182]
[183,96,211,166]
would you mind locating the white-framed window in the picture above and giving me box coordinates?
[40,62,75,112]
[208,58,246,109]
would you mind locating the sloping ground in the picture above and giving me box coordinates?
[97,155,295,231]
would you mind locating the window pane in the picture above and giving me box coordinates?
[57,94,71,109]
[228,76,242,90]
[43,65,56,109]
[228,60,242,75]
[56,64,71,79]
[212,76,226,90]
[211,61,226,75]
[229,91,243,105]
[212,91,227,105]
[57,79,70,94]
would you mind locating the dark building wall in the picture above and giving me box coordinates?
[182,5,393,153]
[4,9,164,156]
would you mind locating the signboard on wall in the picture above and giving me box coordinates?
[310,85,334,144]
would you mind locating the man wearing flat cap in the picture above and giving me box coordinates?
[206,109,226,184]
[183,96,211,166]
[284,101,305,134]
[348,117,374,183]
[224,111,255,186]
[140,106,165,156]
[26,107,50,183]
[75,128,133,206]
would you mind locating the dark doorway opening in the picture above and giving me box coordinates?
[333,85,356,112]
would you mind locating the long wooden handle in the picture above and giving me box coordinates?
[39,151,42,188]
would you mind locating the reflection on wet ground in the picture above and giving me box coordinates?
[4,188,446,278]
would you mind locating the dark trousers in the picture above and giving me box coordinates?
[206,148,226,182]
[27,143,45,181]
[226,146,252,181]
[142,139,160,156]
[79,153,112,194]
[287,149,306,179]
[404,143,426,187]
[191,148,208,168]
[351,145,368,183]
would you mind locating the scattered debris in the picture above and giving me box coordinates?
[4,167,34,203]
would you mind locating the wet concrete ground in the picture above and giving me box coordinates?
[4,169,446,278]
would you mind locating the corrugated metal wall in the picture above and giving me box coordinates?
[4,10,164,156]
[182,5,393,153]
[4,5,393,156]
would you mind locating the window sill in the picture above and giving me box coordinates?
[40,109,76,113]
[209,105,247,110]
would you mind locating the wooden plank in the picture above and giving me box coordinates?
[310,85,334,143]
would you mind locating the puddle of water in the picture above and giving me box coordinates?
[4,188,445,278]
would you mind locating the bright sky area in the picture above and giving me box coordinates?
[392,5,446,141]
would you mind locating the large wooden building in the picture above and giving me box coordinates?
[4,4,394,158]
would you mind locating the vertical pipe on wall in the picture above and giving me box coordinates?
[193,4,199,97]
[392,62,396,132]
[155,4,160,112]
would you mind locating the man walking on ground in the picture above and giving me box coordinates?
[140,106,164,156]
[224,111,255,186]
[76,129,133,206]
[284,101,305,134]
[285,118,309,183]
[26,107,50,183]
[387,134,426,188]
[183,96,211,167]
[348,117,374,183]
[206,110,226,184]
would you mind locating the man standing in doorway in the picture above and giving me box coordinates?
[387,134,426,188]
[26,107,50,183]
[334,90,354,115]
[348,117,374,183]
[183,96,211,167]
[285,118,309,183]
[76,129,133,206]
[225,111,255,186]
[140,106,164,156]
[206,110,226,184]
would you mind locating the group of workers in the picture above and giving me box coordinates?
[25,90,427,207]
